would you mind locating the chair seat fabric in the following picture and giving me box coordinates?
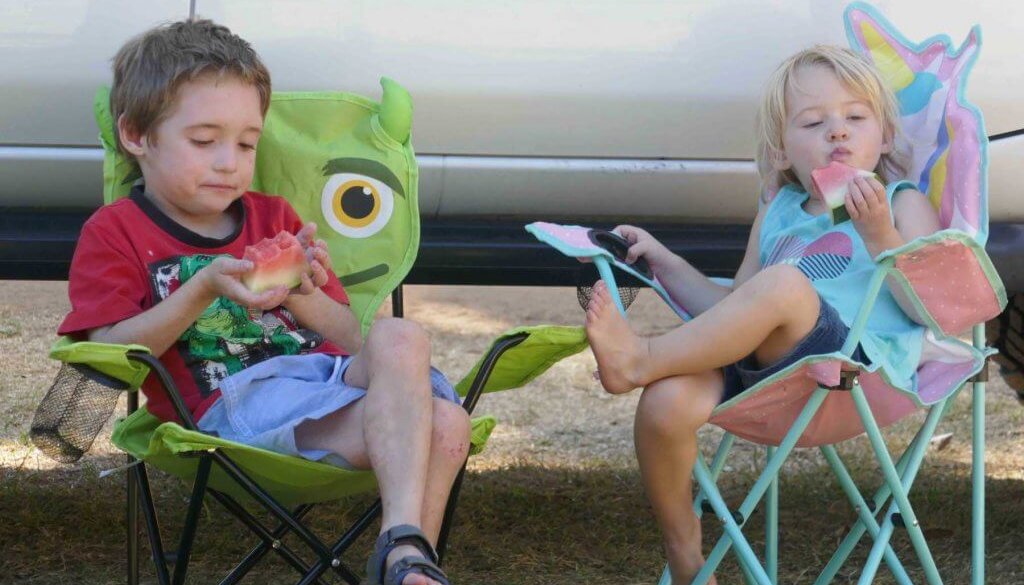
[112,408,496,508]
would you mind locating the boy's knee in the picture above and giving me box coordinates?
[431,400,471,463]
[637,376,716,437]
[365,317,430,359]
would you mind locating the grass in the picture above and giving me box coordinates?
[2,280,1023,584]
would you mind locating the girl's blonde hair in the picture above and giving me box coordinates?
[754,45,906,198]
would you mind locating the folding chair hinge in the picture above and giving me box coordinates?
[700,501,746,526]
[970,357,990,383]
[890,513,918,528]
[827,370,858,391]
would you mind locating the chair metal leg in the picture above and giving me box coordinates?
[972,323,986,585]
[693,434,736,517]
[765,446,778,584]
[126,392,140,585]
[851,385,943,585]
[172,456,213,585]
[436,463,468,565]
[818,445,913,585]
[693,388,830,584]
[127,454,139,585]
[135,461,171,585]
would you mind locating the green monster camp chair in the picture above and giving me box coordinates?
[29,79,589,585]
[527,3,1006,584]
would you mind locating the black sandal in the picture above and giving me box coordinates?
[366,524,451,585]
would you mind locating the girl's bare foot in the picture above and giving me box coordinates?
[584,281,650,393]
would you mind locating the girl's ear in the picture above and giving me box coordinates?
[771,149,792,171]
[117,114,146,157]
[881,132,894,154]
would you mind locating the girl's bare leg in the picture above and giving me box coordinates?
[587,264,820,393]
[635,371,723,585]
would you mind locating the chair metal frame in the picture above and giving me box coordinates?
[622,256,992,585]
[114,288,530,585]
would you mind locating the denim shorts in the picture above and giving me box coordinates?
[197,353,459,470]
[720,296,869,403]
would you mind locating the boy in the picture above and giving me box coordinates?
[59,19,462,585]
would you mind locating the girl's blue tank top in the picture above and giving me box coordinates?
[759,181,922,390]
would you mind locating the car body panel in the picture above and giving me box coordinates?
[0,0,1021,286]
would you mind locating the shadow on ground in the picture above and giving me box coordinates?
[3,452,1023,585]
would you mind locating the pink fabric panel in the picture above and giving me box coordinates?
[893,241,1001,335]
[917,360,976,403]
[532,222,600,251]
[710,366,917,448]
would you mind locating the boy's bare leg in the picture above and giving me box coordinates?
[587,264,821,393]
[418,398,471,542]
[295,318,464,585]
[635,372,722,585]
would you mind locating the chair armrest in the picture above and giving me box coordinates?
[876,229,1007,337]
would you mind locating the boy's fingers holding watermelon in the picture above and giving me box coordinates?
[291,272,317,296]
[216,257,255,275]
[295,222,318,246]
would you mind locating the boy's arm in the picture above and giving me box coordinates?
[282,290,363,354]
[88,257,290,355]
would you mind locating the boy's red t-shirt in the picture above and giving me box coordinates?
[58,187,350,423]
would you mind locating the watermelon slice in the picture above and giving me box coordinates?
[810,162,877,224]
[241,231,311,293]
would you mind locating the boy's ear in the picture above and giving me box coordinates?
[117,114,146,157]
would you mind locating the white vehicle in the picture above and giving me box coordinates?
[1,1,1021,292]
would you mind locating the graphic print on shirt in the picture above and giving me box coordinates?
[764,232,853,281]
[149,254,323,397]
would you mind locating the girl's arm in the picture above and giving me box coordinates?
[617,206,766,317]
[847,178,941,325]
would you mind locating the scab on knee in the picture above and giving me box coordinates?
[431,399,471,463]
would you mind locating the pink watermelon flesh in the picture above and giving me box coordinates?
[241,231,311,293]
[810,162,877,224]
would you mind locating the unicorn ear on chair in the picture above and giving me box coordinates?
[845,2,988,244]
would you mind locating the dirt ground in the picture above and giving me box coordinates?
[2,280,1023,584]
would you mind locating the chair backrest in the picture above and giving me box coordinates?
[93,78,419,333]
[846,3,1004,337]
[846,2,988,244]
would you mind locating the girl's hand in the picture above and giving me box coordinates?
[614,224,677,275]
[294,222,332,293]
[846,176,899,251]
[201,257,289,310]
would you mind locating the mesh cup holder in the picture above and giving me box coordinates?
[576,263,639,312]
[30,362,128,463]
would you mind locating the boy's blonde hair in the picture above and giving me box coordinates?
[111,19,272,157]
[755,45,906,196]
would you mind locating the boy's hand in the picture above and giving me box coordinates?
[203,257,290,310]
[846,176,900,253]
[614,224,676,275]
[293,222,332,294]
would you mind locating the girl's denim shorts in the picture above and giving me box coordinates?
[721,295,869,403]
[197,353,459,470]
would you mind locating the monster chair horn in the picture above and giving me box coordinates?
[377,77,412,145]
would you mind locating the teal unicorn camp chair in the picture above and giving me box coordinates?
[528,3,1005,584]
[30,79,588,585]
